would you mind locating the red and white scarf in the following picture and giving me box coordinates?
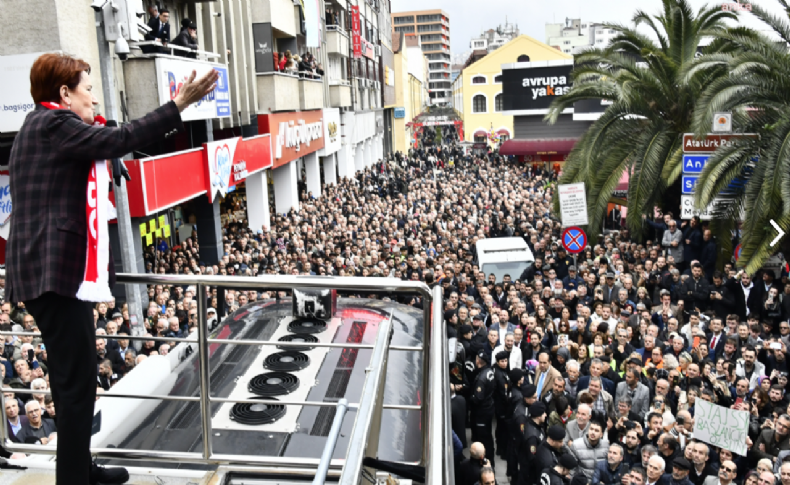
[41,102,113,302]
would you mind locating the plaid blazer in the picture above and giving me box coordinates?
[6,101,184,303]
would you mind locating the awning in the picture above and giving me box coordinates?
[473,130,487,137]
[496,128,510,136]
[499,138,578,156]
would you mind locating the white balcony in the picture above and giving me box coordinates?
[329,82,352,108]
[250,0,299,37]
[257,72,300,112]
[326,26,349,57]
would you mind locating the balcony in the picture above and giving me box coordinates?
[123,51,229,121]
[257,72,300,112]
[250,0,298,37]
[326,26,349,57]
[299,75,324,110]
[329,81,352,107]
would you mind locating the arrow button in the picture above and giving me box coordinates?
[770,220,785,247]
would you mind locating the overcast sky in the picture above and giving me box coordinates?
[390,0,787,56]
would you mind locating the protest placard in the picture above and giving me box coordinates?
[693,399,749,456]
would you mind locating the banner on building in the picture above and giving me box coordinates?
[320,108,341,155]
[257,110,325,168]
[204,135,273,202]
[351,6,362,59]
[501,62,573,113]
[693,400,749,456]
[252,23,275,73]
[0,52,46,133]
[155,57,231,122]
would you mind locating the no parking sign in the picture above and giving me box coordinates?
[562,227,587,254]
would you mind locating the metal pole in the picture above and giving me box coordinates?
[196,283,214,459]
[312,399,349,485]
[338,313,393,484]
[94,9,145,338]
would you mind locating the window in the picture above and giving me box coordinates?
[499,133,510,142]
[596,40,604,44]
[495,93,503,112]
[474,134,487,143]
[563,49,570,53]
[596,30,603,34]
[471,75,486,84]
[563,41,571,45]
[473,94,487,113]
[494,74,502,83]
[517,54,530,62]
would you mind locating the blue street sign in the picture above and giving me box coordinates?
[682,175,698,194]
[562,227,587,254]
[394,107,406,119]
[682,155,709,174]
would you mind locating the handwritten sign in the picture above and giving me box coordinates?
[693,400,749,456]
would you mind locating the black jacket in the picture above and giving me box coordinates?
[679,276,710,312]
[172,29,198,58]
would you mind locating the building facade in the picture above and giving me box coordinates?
[392,9,451,106]
[452,35,571,149]
[545,18,618,54]
[469,21,520,54]
[0,0,395,310]
[392,33,428,154]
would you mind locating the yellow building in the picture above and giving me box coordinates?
[452,35,572,147]
[392,32,428,154]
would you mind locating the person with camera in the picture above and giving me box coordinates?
[753,413,790,463]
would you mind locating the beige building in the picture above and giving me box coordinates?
[392,9,451,105]
[392,33,428,153]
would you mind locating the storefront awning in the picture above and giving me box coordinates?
[499,138,578,156]
[496,128,510,136]
[473,130,487,137]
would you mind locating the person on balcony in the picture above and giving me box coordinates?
[143,7,171,54]
[5,52,217,485]
[172,19,198,59]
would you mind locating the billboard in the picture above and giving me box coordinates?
[155,57,230,121]
[501,63,573,113]
[0,52,46,133]
[252,23,275,73]
[204,135,273,202]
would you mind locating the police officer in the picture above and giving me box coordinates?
[493,350,511,457]
[470,350,497,465]
[540,453,578,485]
[510,382,536,484]
[533,425,567,484]
[518,402,547,485]
[506,369,526,479]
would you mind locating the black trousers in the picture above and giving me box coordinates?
[26,292,96,485]
[470,408,495,469]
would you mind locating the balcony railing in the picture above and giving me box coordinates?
[0,274,453,485]
[133,41,221,62]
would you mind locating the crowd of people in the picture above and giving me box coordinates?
[2,130,790,485]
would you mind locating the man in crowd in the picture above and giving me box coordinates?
[15,400,56,445]
[570,419,609,479]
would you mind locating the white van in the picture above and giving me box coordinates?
[475,237,535,283]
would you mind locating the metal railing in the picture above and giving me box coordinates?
[132,41,221,61]
[0,274,452,483]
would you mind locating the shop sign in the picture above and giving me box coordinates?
[394,107,405,119]
[252,23,274,73]
[204,134,273,202]
[501,63,573,113]
[0,52,45,133]
[258,111,325,168]
[351,6,361,59]
[155,57,231,121]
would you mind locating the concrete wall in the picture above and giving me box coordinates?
[250,0,297,37]
[329,85,352,108]
[257,73,300,113]
[299,78,325,111]
[122,58,159,121]
[0,0,105,109]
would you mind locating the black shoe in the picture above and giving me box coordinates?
[90,462,129,484]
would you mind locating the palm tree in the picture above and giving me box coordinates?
[686,0,790,273]
[546,0,737,237]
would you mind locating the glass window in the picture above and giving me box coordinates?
[471,76,486,84]
[495,93,503,112]
[494,74,502,83]
[473,95,486,113]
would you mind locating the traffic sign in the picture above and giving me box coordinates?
[558,182,589,226]
[682,175,698,194]
[682,155,709,174]
[734,244,742,261]
[562,227,587,254]
[682,133,759,153]
[680,195,718,220]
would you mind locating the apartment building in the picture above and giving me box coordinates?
[391,9,451,106]
[545,17,618,54]
[0,0,394,270]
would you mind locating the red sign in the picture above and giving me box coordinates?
[351,6,361,59]
[257,110,325,168]
[682,133,759,153]
[204,135,273,202]
[362,38,375,59]
[561,226,587,254]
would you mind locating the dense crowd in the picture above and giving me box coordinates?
[2,133,790,485]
